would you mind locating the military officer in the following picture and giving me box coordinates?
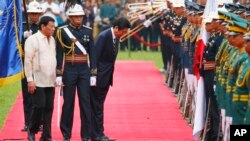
[55,4,96,141]
[242,32,250,125]
[170,0,187,94]
[213,10,229,136]
[228,21,249,125]
[21,0,44,132]
[202,12,224,141]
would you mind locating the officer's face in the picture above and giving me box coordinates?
[205,23,212,32]
[244,40,250,55]
[28,13,42,24]
[69,16,83,27]
[232,34,245,48]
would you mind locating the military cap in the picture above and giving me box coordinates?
[227,21,248,35]
[218,11,231,25]
[185,1,195,15]
[243,32,250,40]
[235,4,246,14]
[193,3,204,15]
[231,14,248,23]
[243,4,250,16]
[225,3,239,13]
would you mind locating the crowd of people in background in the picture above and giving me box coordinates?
[22,0,162,52]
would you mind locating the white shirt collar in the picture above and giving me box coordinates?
[111,27,116,40]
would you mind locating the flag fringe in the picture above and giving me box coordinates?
[0,72,23,87]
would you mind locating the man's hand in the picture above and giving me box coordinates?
[143,19,152,28]
[28,81,36,94]
[55,76,63,86]
[23,30,32,38]
[138,15,146,20]
[90,76,96,86]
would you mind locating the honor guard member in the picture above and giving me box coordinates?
[221,26,239,141]
[163,0,174,84]
[55,4,96,141]
[242,32,250,125]
[214,10,229,136]
[223,19,248,136]
[202,12,224,141]
[170,0,187,94]
[228,21,249,125]
[21,0,43,132]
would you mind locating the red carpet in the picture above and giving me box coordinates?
[0,61,193,141]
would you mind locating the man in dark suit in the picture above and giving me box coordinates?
[90,17,130,141]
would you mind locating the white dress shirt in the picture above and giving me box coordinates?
[24,31,57,87]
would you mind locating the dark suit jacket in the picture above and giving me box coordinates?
[95,28,118,88]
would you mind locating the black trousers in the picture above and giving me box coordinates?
[60,63,91,139]
[160,32,167,70]
[21,77,32,127]
[90,86,110,138]
[29,87,55,140]
[203,70,220,140]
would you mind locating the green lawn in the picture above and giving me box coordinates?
[117,50,163,69]
[0,51,164,130]
[0,80,21,130]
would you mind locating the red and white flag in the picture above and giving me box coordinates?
[192,0,219,139]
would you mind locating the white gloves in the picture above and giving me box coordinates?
[213,85,216,91]
[56,76,63,86]
[143,19,152,28]
[23,30,32,38]
[90,76,97,86]
[138,15,146,20]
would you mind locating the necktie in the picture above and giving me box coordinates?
[113,38,117,52]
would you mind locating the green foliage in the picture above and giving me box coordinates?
[0,80,21,130]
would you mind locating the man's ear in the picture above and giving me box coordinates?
[113,26,119,32]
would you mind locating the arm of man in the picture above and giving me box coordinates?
[94,33,106,62]
[24,36,36,94]
[88,30,97,73]
[55,28,64,76]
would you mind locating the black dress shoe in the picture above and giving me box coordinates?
[82,138,91,141]
[28,130,35,141]
[92,136,115,141]
[62,138,70,141]
[21,125,28,132]
[39,137,55,141]
[39,125,43,132]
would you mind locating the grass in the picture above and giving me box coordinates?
[117,50,163,69]
[0,50,164,130]
[0,80,21,130]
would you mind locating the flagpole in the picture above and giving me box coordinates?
[22,0,30,31]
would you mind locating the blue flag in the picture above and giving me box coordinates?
[0,0,23,87]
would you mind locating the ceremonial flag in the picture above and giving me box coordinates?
[0,0,23,87]
[192,0,218,139]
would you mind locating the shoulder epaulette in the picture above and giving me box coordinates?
[82,25,92,30]
[58,25,68,29]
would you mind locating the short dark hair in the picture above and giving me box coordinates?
[38,16,55,30]
[113,17,131,30]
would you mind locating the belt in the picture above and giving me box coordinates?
[203,61,215,70]
[65,54,88,63]
[233,94,249,102]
